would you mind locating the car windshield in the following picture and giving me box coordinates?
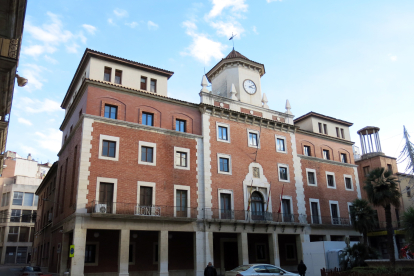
[231,265,252,271]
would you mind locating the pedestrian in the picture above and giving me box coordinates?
[204,262,217,276]
[297,260,307,276]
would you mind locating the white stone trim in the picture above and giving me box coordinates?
[137,181,156,205]
[76,117,94,213]
[200,113,213,219]
[275,135,288,154]
[96,177,118,213]
[326,171,336,189]
[329,200,340,224]
[174,184,191,218]
[84,241,99,266]
[217,189,234,219]
[174,146,190,170]
[247,129,261,148]
[98,134,120,161]
[309,198,321,224]
[343,174,354,191]
[353,167,362,199]
[138,141,157,166]
[305,168,317,186]
[216,122,230,143]
[217,153,232,175]
[290,133,306,219]
[278,163,290,183]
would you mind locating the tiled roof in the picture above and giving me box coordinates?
[294,111,353,126]
[224,49,250,60]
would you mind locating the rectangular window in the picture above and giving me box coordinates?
[142,112,154,126]
[387,164,393,174]
[336,127,340,138]
[8,226,19,242]
[32,211,37,223]
[331,204,339,224]
[150,79,157,93]
[85,244,96,263]
[140,77,147,90]
[341,128,345,139]
[115,70,122,84]
[99,182,114,213]
[341,153,347,163]
[175,152,187,167]
[19,227,29,242]
[308,172,315,185]
[407,186,411,197]
[249,132,258,146]
[218,126,228,141]
[104,67,111,82]
[34,195,38,208]
[176,190,187,217]
[279,166,288,181]
[219,157,229,172]
[22,210,32,223]
[311,202,320,224]
[140,186,153,206]
[11,209,21,222]
[23,193,34,206]
[102,140,116,158]
[13,192,23,205]
[277,138,285,152]
[220,193,232,219]
[323,150,330,160]
[363,166,370,176]
[141,146,154,163]
[323,124,328,134]
[104,104,117,119]
[318,123,322,133]
[282,199,292,222]
[345,177,352,190]
[327,175,335,187]
[176,119,186,132]
[304,146,311,156]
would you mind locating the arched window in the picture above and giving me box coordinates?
[251,191,264,220]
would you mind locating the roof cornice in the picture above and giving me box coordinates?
[294,111,353,126]
[206,57,265,82]
[298,154,358,168]
[297,128,354,145]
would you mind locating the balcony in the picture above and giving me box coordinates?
[308,215,352,227]
[89,201,197,222]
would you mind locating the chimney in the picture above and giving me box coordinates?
[27,153,32,161]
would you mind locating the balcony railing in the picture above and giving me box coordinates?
[307,215,351,226]
[205,209,307,224]
[90,201,197,219]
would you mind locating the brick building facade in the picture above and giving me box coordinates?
[33,48,373,276]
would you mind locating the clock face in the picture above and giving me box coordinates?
[243,79,257,95]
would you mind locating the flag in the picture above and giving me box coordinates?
[278,184,284,213]
[266,184,271,212]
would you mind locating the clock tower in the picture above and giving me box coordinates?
[205,49,265,107]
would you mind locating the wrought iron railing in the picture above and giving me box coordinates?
[90,201,197,218]
[205,209,307,223]
[307,215,351,226]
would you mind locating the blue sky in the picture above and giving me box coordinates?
[9,0,414,172]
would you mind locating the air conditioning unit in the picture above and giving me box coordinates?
[48,213,52,222]
[95,204,107,213]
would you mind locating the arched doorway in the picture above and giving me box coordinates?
[251,191,264,220]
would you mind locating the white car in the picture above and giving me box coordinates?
[225,264,299,276]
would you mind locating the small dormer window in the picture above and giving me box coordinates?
[104,67,112,82]
[150,79,157,93]
[141,77,147,90]
[341,128,345,139]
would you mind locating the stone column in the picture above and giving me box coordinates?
[70,228,87,276]
[194,231,213,276]
[268,233,280,266]
[158,231,168,276]
[118,229,130,276]
[325,235,331,241]
[237,232,249,265]
[59,232,70,275]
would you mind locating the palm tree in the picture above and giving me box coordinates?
[402,206,414,251]
[349,198,377,245]
[364,167,401,267]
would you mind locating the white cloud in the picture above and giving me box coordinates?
[267,0,283,2]
[114,8,128,18]
[19,64,47,92]
[22,12,88,56]
[147,21,159,30]
[44,55,58,64]
[17,118,33,126]
[207,0,248,18]
[181,21,227,64]
[35,128,62,153]
[209,20,244,38]
[389,54,398,61]
[252,26,259,34]
[82,24,96,35]
[108,18,115,25]
[16,97,61,113]
[125,22,138,28]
